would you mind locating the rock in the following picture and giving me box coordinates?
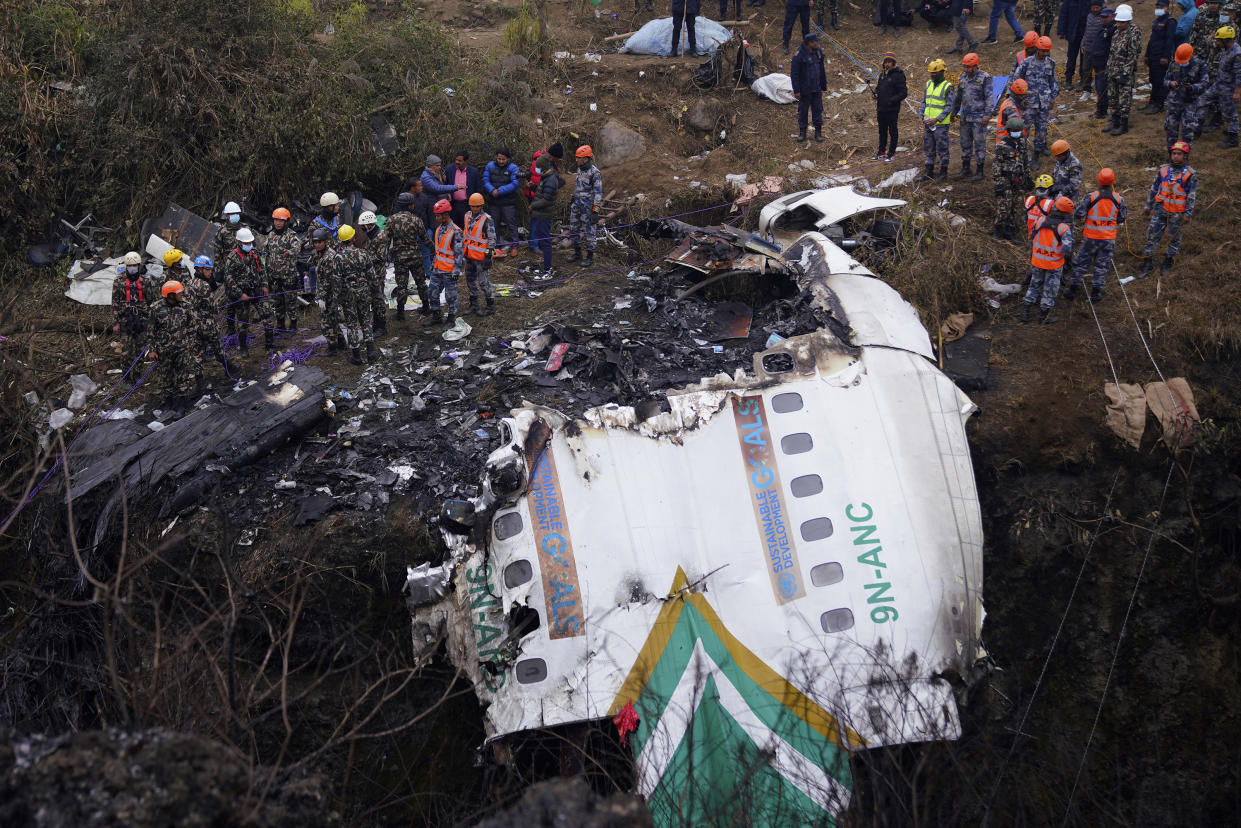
[596,119,647,168]
[500,54,529,75]
[472,775,652,828]
[686,97,724,132]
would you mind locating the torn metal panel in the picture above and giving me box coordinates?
[757,186,906,242]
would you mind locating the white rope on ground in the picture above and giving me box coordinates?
[1061,460,1176,825]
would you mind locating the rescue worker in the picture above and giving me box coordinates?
[993,78,1028,145]
[265,206,303,336]
[816,0,841,31]
[1198,26,1241,148]
[1022,196,1075,324]
[1011,30,1040,77]
[111,251,154,365]
[992,115,1033,241]
[1142,0,1176,114]
[1103,4,1142,136]
[1015,35,1060,157]
[462,193,498,317]
[334,224,375,364]
[921,58,955,182]
[311,227,343,352]
[1067,167,1127,303]
[1190,0,1224,88]
[1136,141,1196,279]
[1049,139,1084,200]
[386,192,433,319]
[567,145,603,268]
[792,32,828,143]
[214,200,243,286]
[1025,174,1055,240]
[950,52,990,180]
[148,280,204,408]
[982,0,1023,44]
[671,0,700,57]
[1165,43,1209,147]
[354,210,386,335]
[223,227,272,356]
[483,148,523,255]
[158,248,187,289]
[529,154,562,281]
[313,192,342,241]
[426,199,465,326]
[1033,0,1056,38]
[186,255,236,378]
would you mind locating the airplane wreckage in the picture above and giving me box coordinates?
[407,188,986,826]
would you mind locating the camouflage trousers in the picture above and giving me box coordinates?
[157,348,202,397]
[337,279,374,349]
[464,258,495,300]
[268,272,301,331]
[1024,265,1062,310]
[1142,205,1187,257]
[117,314,148,367]
[923,123,950,166]
[1070,238,1116,289]
[1106,75,1135,121]
[959,119,988,164]
[226,293,273,348]
[568,199,597,252]
[1199,83,1240,134]
[1023,104,1050,153]
[1032,0,1055,37]
[1164,100,1202,147]
[428,267,460,315]
[368,270,387,324]
[993,189,1023,238]
[392,253,427,307]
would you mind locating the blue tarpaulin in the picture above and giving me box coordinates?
[991,75,1008,108]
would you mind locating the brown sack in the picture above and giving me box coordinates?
[1104,382,1147,449]
[1144,378,1200,449]
[939,312,974,343]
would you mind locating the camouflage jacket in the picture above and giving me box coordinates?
[1165,57,1209,101]
[223,247,265,298]
[572,164,603,210]
[333,246,373,298]
[213,225,239,283]
[185,275,219,321]
[993,136,1032,192]
[1190,10,1221,72]
[1014,55,1059,105]
[149,297,197,355]
[264,227,303,282]
[317,247,342,307]
[953,70,993,121]
[384,210,432,259]
[112,271,155,328]
[1107,23,1144,79]
[1051,153,1083,201]
[1216,41,1241,90]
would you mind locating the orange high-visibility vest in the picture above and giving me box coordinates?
[1156,165,1192,213]
[463,212,490,261]
[1083,191,1120,240]
[1031,219,1070,270]
[1025,195,1052,240]
[995,97,1020,144]
[433,224,457,272]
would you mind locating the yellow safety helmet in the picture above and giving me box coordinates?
[928,59,947,73]
[337,224,356,242]
[163,248,183,267]
[1034,174,1053,190]
[1215,25,1236,40]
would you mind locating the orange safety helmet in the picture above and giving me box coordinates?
[468,193,485,207]
[1174,43,1194,64]
[1023,31,1039,48]
[433,199,452,213]
[161,280,185,297]
[1011,78,1029,95]
[1170,140,1191,155]
[1051,139,1070,156]
[272,207,291,220]
[1053,196,1074,213]
[962,52,980,67]
[575,145,593,158]
[1097,167,1116,186]
[1037,35,1052,50]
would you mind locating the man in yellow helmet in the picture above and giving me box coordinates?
[921,59,956,182]
[1198,26,1241,147]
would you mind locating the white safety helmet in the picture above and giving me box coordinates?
[236,227,255,244]
[319,191,340,207]
[222,201,241,215]
[123,251,142,266]
[356,210,377,226]
[1115,4,1133,21]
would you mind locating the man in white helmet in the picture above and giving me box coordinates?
[314,192,341,240]
[214,200,244,286]
[354,210,388,335]
[1102,4,1144,136]
[223,226,274,356]
[111,251,154,365]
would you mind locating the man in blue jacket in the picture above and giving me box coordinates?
[1058,0,1092,89]
[1142,0,1177,112]
[483,148,522,256]
[420,155,458,221]
[792,32,828,142]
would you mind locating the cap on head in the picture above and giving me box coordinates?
[123,251,142,266]
[1054,196,1075,213]
[575,144,593,158]
[1024,31,1039,47]
[1097,168,1116,186]
[1011,78,1029,94]
[194,255,213,268]
[1155,0,1169,6]
[161,280,184,297]
[1101,7,1114,16]
[1035,174,1054,189]
[272,207,291,220]
[536,154,552,172]
[397,191,416,206]
[928,58,947,73]
[1037,35,1053,50]
[468,193,485,207]
[962,52,980,67]
[319,191,340,208]
[1051,139,1070,156]
[804,32,819,44]
[1216,25,1237,40]
[1115,4,1133,21]
[433,199,452,214]
[337,224,356,242]
[236,228,255,244]
[311,227,330,242]
[1170,140,1191,154]
[548,141,564,158]
[426,154,442,166]
[162,248,183,267]
[357,210,377,227]
[1175,43,1194,63]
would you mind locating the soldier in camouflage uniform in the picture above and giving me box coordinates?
[384,191,433,319]
[264,207,304,336]
[223,227,273,356]
[353,212,389,336]
[1198,27,1241,147]
[333,224,375,365]
[310,228,343,352]
[992,115,1034,241]
[148,280,203,407]
[214,201,243,288]
[461,193,498,317]
[1191,0,1223,80]
[185,255,236,380]
[1137,141,1197,278]
[111,251,154,366]
[1165,44,1209,147]
[567,145,603,268]
[1032,0,1056,37]
[1049,140,1084,200]
[1103,5,1143,135]
[950,52,991,180]
[1014,38,1059,156]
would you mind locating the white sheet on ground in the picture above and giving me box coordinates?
[621,17,732,57]
[752,72,796,104]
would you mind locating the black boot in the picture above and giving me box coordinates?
[365,341,376,364]
[922,163,935,181]
[395,299,406,320]
[1135,257,1155,280]
[972,161,985,181]
[467,296,481,316]
[814,127,823,142]
[580,251,594,269]
[1110,118,1129,136]
[934,164,948,182]
[349,347,363,366]
[1063,283,1078,301]
[327,337,339,355]
[1218,132,1239,148]
[375,311,388,335]
[1202,112,1222,134]
[1089,286,1103,303]
[958,159,972,178]
[1019,302,1032,323]
[423,309,442,326]
[796,129,807,142]
[482,297,496,316]
[566,247,581,263]
[831,10,840,29]
[264,330,275,352]
[1039,308,1058,324]
[1101,116,1115,133]
[1160,254,1175,274]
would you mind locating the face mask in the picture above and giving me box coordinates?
[126,265,139,275]
[1222,14,1231,22]
[241,244,253,252]
[228,214,239,224]
[1155,9,1166,16]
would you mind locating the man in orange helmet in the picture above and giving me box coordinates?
[1164,43,1209,147]
[426,199,464,327]
[1021,195,1075,324]
[1014,35,1059,156]
[1136,141,1196,279]
[1049,139,1083,200]
[148,280,204,408]
[265,206,304,336]
[568,145,603,269]
[1066,168,1127,304]
[951,52,991,179]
